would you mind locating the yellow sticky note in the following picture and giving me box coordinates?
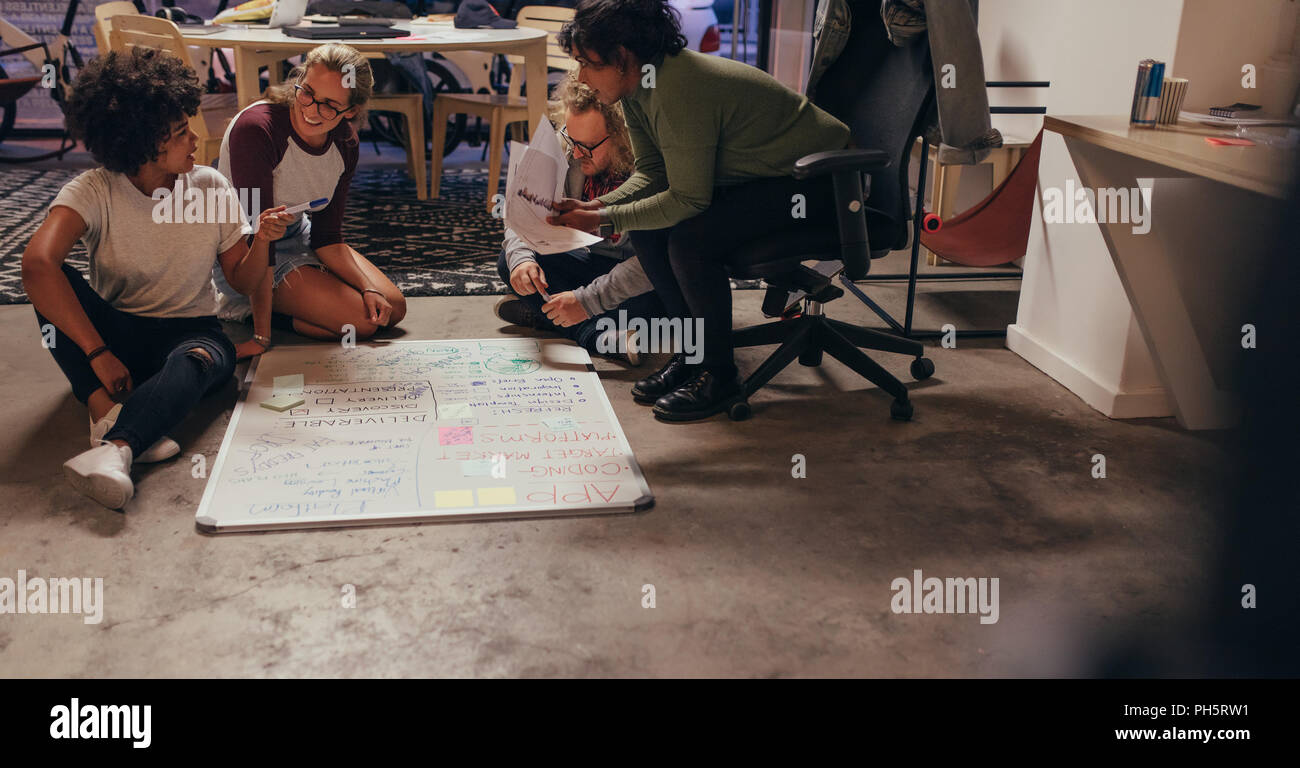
[272,373,304,396]
[260,393,305,412]
[477,487,516,506]
[434,489,475,508]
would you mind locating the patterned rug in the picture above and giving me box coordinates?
[0,165,761,305]
[0,166,508,303]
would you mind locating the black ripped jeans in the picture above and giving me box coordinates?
[628,174,838,377]
[36,264,236,456]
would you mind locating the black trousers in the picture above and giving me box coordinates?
[35,264,235,455]
[628,174,837,375]
[496,247,664,353]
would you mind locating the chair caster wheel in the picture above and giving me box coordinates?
[799,348,823,366]
[890,399,913,421]
[910,357,935,380]
[728,400,752,421]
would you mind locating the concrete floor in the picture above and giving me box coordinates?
[0,272,1234,677]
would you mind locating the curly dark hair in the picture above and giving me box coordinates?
[64,48,201,175]
[557,0,686,69]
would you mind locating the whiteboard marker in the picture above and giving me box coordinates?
[283,197,329,216]
[252,198,328,235]
[532,276,551,303]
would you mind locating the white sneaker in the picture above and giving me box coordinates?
[90,404,181,463]
[624,329,643,367]
[63,442,134,510]
[597,328,643,366]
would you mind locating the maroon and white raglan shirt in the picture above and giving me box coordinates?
[216,100,359,260]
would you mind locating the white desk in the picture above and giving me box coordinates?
[1018,115,1293,430]
[180,21,549,134]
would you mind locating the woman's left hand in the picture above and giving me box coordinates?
[234,338,268,361]
[547,207,602,233]
[362,289,393,327]
[541,291,589,327]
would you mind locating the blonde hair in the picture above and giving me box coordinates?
[549,74,634,178]
[265,43,374,124]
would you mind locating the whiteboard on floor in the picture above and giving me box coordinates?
[195,339,654,533]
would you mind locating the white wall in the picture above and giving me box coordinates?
[978,0,1185,416]
[1174,0,1300,114]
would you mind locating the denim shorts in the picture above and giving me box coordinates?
[211,215,325,319]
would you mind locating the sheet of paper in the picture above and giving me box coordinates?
[194,339,655,532]
[504,118,603,255]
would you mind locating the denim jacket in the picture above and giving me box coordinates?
[808,0,852,100]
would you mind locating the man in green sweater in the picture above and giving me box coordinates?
[550,0,850,422]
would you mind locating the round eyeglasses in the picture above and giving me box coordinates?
[293,84,347,121]
[561,125,610,157]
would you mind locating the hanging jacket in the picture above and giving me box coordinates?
[810,0,1002,165]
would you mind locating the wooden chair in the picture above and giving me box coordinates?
[429,5,577,210]
[923,80,1049,265]
[923,136,1035,265]
[367,56,427,200]
[92,1,138,57]
[108,15,238,167]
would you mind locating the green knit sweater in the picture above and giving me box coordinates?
[596,49,851,232]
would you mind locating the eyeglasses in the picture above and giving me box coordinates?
[560,125,610,157]
[293,84,348,121]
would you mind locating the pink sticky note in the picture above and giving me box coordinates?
[439,426,473,446]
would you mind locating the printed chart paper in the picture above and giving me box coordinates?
[195,339,653,532]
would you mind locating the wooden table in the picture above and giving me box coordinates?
[1045,115,1293,199]
[1038,114,1294,430]
[179,20,549,170]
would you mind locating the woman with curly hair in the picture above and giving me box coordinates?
[212,43,406,359]
[548,0,851,422]
[21,48,291,509]
[495,74,663,364]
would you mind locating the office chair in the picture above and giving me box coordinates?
[723,0,935,421]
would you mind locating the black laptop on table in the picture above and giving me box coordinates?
[282,24,409,40]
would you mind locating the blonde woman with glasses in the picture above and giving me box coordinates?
[213,43,407,358]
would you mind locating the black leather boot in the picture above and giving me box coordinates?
[631,353,697,404]
[652,369,744,422]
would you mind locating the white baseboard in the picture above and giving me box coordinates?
[1006,324,1173,419]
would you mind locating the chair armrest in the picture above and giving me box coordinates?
[793,149,891,180]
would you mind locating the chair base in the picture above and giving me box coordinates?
[732,308,931,420]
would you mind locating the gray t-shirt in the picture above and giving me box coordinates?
[50,166,250,318]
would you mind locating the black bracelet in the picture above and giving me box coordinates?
[86,345,109,362]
